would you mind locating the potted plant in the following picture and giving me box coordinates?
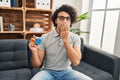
[70,12,89,35]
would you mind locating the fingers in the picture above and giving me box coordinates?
[33,35,36,38]
[31,38,36,43]
[29,35,36,48]
[60,23,69,40]
[30,35,36,43]
[61,23,69,31]
[29,41,35,48]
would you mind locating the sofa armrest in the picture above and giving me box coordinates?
[84,44,120,80]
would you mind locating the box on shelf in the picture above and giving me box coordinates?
[0,0,4,6]
[35,0,50,10]
[0,0,11,7]
[30,28,44,32]
[4,0,11,7]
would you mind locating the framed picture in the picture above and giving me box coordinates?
[0,16,3,32]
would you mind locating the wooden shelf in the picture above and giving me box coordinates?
[0,7,23,11]
[0,31,23,34]
[25,8,52,12]
[26,19,49,23]
[23,31,47,39]
[0,0,53,39]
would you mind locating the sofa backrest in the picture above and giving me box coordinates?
[0,39,29,71]
[80,37,84,61]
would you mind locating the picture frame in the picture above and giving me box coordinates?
[0,16,3,32]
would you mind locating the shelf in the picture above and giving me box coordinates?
[23,31,48,39]
[25,8,52,12]
[0,0,53,39]
[0,31,23,34]
[0,31,47,34]
[26,19,49,23]
[0,7,23,11]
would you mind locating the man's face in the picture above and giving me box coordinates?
[55,11,71,32]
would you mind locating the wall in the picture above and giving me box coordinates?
[52,0,82,29]
[53,0,82,13]
[114,13,120,57]
[80,0,91,44]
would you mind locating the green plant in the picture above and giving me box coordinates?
[77,12,89,22]
[70,12,89,35]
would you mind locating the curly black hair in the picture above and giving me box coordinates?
[52,4,77,27]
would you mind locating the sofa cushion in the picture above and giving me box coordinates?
[72,61,113,80]
[0,39,28,71]
[0,68,32,80]
[30,68,41,77]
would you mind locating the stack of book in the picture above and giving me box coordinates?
[11,0,22,7]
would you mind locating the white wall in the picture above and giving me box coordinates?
[53,0,82,13]
[114,13,120,57]
[80,0,91,44]
[52,0,82,29]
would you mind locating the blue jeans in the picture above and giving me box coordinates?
[31,69,93,80]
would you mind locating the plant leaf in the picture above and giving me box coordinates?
[77,12,89,22]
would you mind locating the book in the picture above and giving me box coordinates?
[0,16,3,32]
[18,0,22,7]
[11,0,17,7]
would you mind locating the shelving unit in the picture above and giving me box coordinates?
[0,0,53,39]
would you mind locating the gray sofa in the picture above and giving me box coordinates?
[0,39,120,80]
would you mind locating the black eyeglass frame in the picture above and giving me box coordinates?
[57,16,71,21]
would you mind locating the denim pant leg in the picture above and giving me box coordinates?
[61,69,93,80]
[31,70,55,80]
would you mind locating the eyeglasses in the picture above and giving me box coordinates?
[57,16,71,21]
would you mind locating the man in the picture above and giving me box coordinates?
[29,4,93,80]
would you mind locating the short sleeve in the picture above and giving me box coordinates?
[73,34,81,47]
